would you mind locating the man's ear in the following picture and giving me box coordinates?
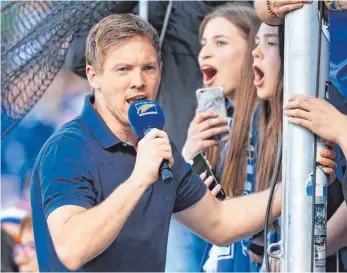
[159,61,163,72]
[86,65,101,90]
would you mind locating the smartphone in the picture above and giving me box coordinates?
[190,152,226,201]
[196,87,229,141]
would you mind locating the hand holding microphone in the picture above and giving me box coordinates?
[128,100,174,185]
[133,129,174,186]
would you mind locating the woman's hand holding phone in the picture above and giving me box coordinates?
[182,111,229,161]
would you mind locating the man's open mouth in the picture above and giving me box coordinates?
[126,95,147,104]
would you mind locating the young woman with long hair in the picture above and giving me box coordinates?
[252,22,342,272]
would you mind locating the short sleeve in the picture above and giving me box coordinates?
[38,134,99,218]
[170,142,207,213]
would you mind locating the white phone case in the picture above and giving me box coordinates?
[196,87,229,141]
[196,86,227,118]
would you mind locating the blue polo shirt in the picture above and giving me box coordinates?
[30,94,207,272]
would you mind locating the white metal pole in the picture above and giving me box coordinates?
[281,1,320,271]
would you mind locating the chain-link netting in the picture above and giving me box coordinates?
[1,1,137,138]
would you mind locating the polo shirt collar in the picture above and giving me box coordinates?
[81,94,122,149]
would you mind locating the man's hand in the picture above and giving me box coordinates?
[284,95,347,146]
[182,111,228,161]
[132,129,174,187]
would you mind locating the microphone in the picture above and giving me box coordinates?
[128,99,173,183]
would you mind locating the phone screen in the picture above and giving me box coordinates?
[190,152,226,201]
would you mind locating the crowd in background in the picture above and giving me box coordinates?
[1,69,89,272]
[1,1,347,272]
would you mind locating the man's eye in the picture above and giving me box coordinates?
[144,66,155,71]
[118,67,128,72]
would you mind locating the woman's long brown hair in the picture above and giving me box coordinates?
[200,3,261,197]
[255,24,285,192]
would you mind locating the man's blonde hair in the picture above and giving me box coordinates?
[86,13,161,73]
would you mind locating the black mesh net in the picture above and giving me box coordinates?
[1,1,137,138]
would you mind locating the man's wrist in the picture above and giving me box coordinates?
[127,174,151,192]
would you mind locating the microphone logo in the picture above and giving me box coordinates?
[135,101,158,116]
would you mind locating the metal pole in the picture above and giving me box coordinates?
[313,13,330,272]
[281,1,320,271]
[139,0,148,21]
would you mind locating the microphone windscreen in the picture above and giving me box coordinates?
[128,99,165,138]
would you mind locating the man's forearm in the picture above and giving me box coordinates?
[327,202,347,255]
[54,176,148,270]
[217,186,281,245]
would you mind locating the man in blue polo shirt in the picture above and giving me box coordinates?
[30,14,282,272]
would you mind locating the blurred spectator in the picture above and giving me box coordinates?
[1,229,19,272]
[1,208,27,273]
[13,215,39,272]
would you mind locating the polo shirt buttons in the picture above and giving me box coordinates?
[122,143,127,147]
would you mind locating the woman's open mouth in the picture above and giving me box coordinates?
[201,65,218,86]
[252,65,265,88]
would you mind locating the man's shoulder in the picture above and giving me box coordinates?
[48,116,92,146]
[31,116,98,189]
[38,116,96,163]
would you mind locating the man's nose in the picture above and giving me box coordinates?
[130,70,145,89]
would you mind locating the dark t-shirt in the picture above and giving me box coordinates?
[30,95,207,272]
